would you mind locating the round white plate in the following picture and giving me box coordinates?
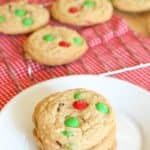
[0,75,150,150]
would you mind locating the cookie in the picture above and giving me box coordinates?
[113,0,150,12]
[91,130,116,150]
[33,89,116,150]
[24,26,88,66]
[0,1,49,34]
[115,10,150,36]
[51,0,113,26]
[148,15,150,34]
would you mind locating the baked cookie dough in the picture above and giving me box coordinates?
[148,15,150,34]
[113,0,150,12]
[91,131,116,150]
[24,26,88,66]
[33,89,116,150]
[51,0,113,26]
[0,1,49,34]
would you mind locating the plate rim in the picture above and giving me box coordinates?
[0,75,150,150]
[0,75,150,114]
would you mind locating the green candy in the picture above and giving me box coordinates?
[0,16,5,23]
[43,34,55,41]
[74,93,81,99]
[15,9,26,17]
[22,18,33,26]
[73,38,83,46]
[64,117,80,128]
[95,102,109,114]
[84,0,95,8]
[62,130,73,137]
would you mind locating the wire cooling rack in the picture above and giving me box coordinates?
[0,0,150,92]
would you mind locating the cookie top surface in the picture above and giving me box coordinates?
[148,15,150,34]
[0,2,49,34]
[33,89,115,150]
[24,26,88,66]
[51,0,113,26]
[113,0,150,12]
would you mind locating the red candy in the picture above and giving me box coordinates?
[59,41,70,48]
[69,7,79,13]
[73,101,88,110]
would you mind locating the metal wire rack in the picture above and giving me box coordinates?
[0,0,150,92]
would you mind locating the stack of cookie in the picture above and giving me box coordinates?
[0,0,114,66]
[33,89,116,150]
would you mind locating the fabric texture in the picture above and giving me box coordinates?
[0,0,150,109]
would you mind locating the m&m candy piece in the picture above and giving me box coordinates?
[43,34,55,41]
[64,117,80,128]
[0,16,5,23]
[84,0,95,8]
[74,92,81,99]
[95,102,109,114]
[73,101,88,110]
[59,41,70,48]
[62,130,74,137]
[69,7,79,13]
[22,18,33,26]
[15,9,26,17]
[73,38,83,46]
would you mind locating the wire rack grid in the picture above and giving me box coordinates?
[0,0,150,92]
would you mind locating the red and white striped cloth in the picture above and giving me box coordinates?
[0,0,150,109]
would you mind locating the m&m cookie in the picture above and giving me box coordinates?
[112,0,150,12]
[51,0,113,26]
[0,1,49,34]
[24,26,88,66]
[32,89,116,150]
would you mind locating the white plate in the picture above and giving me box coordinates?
[0,75,150,150]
